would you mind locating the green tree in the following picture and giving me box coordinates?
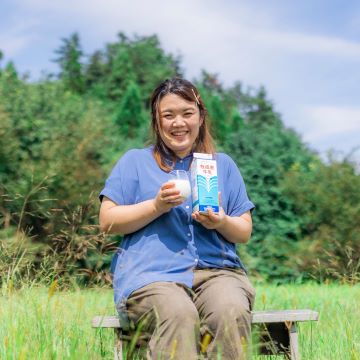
[54,32,84,93]
[230,107,244,132]
[85,50,105,85]
[224,87,315,281]
[198,70,223,94]
[281,157,360,281]
[100,33,180,104]
[106,46,136,101]
[124,34,182,100]
[0,109,21,185]
[3,29,358,284]
[206,94,229,143]
[196,72,236,145]
[113,81,146,138]
[0,50,3,73]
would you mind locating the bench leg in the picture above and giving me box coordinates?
[114,329,123,360]
[289,323,300,360]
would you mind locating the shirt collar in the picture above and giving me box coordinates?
[176,152,193,162]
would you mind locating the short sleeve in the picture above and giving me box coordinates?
[99,149,139,205]
[222,154,255,217]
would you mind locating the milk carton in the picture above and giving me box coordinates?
[191,153,219,214]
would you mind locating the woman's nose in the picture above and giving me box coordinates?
[173,115,185,126]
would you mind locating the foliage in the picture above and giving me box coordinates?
[0,66,117,282]
[281,156,360,281]
[54,32,85,93]
[113,81,147,138]
[0,31,359,283]
[84,32,182,104]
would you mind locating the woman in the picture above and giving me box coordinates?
[99,77,255,360]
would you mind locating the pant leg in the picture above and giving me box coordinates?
[193,268,256,360]
[126,281,200,360]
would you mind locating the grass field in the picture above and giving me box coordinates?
[0,282,359,359]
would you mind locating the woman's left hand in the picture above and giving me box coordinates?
[191,206,227,230]
[191,192,227,230]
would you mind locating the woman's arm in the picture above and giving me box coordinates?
[99,182,184,235]
[192,209,252,244]
[215,210,252,244]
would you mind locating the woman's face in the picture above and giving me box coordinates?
[158,93,202,158]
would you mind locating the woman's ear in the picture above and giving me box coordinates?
[199,114,204,127]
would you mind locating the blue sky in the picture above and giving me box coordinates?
[1,0,359,159]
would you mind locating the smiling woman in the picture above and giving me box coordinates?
[99,77,255,360]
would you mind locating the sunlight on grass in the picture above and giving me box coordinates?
[0,283,359,359]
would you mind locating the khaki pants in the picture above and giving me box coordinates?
[126,268,256,360]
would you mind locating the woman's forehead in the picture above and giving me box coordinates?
[159,93,197,112]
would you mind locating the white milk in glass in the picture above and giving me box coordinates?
[173,179,191,199]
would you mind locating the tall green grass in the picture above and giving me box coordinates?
[0,283,359,359]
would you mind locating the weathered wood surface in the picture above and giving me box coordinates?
[251,309,319,324]
[92,309,319,328]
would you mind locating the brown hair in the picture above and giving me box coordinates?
[150,77,215,172]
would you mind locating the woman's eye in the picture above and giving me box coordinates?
[164,114,173,119]
[184,112,193,117]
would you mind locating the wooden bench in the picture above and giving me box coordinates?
[93,309,318,359]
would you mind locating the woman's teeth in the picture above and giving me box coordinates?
[172,131,187,136]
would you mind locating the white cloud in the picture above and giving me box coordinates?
[302,105,360,141]
[4,0,360,155]
[239,28,360,59]
[8,0,360,85]
[0,21,38,57]
[0,33,34,57]
[0,34,30,57]
[348,6,360,32]
[15,0,360,60]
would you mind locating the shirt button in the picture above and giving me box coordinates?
[186,205,190,209]
[187,233,191,237]
[195,258,199,264]
[180,160,183,163]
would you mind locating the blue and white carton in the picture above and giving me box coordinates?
[191,153,219,214]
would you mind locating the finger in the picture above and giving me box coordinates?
[207,208,219,222]
[191,211,203,220]
[161,182,176,190]
[192,212,201,221]
[193,211,211,221]
[164,194,183,202]
[169,199,184,205]
[162,188,180,197]
[195,213,209,223]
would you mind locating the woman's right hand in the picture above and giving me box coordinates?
[153,182,184,214]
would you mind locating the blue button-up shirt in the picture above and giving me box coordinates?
[100,146,254,317]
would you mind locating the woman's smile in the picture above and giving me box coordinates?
[169,129,190,141]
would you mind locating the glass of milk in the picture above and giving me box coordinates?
[170,170,191,200]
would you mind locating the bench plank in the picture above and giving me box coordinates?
[93,316,120,328]
[92,309,319,328]
[251,309,319,323]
